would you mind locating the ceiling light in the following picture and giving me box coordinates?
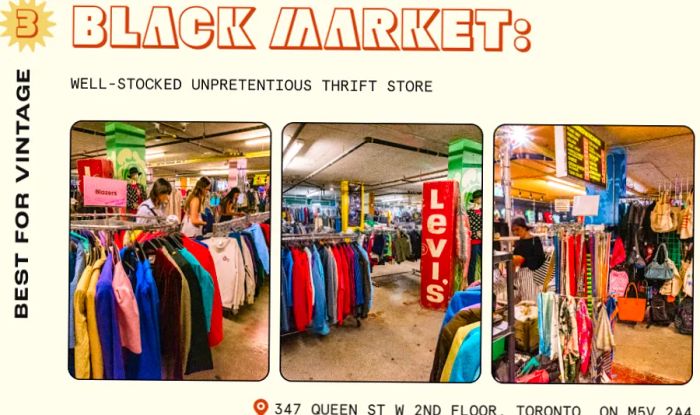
[200,169,230,176]
[283,139,304,169]
[146,150,166,160]
[245,137,269,146]
[508,126,532,147]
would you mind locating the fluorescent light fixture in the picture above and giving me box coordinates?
[245,137,269,146]
[200,169,230,176]
[146,150,166,159]
[283,139,304,169]
[546,177,586,195]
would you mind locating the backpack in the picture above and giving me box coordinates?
[647,294,674,327]
[675,297,693,335]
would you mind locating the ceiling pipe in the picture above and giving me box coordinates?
[366,168,449,188]
[282,135,450,194]
[282,140,368,194]
[365,136,449,158]
[369,173,449,192]
[71,124,269,160]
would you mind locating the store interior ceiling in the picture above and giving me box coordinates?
[70,121,271,180]
[282,123,483,202]
[494,125,694,201]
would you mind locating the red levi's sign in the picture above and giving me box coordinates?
[420,180,458,310]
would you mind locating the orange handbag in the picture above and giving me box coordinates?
[617,283,647,323]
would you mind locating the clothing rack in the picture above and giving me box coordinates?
[281,232,359,242]
[212,211,270,236]
[70,213,180,232]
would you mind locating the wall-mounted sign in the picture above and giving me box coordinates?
[253,174,269,186]
[420,180,458,310]
[83,176,127,207]
[555,126,607,187]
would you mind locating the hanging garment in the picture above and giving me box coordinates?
[309,246,330,335]
[440,322,480,382]
[576,299,593,376]
[112,260,142,354]
[179,248,214,334]
[429,307,481,382]
[558,296,580,383]
[95,252,125,380]
[537,292,556,356]
[291,248,314,331]
[449,326,481,383]
[206,237,246,312]
[182,237,223,347]
[86,254,106,380]
[243,224,270,275]
[152,249,184,379]
[322,246,339,325]
[165,247,213,375]
[239,237,257,305]
[68,240,86,351]
[515,268,537,303]
[129,258,162,380]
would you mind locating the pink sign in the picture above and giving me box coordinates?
[83,176,127,207]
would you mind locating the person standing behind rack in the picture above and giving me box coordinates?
[136,178,172,224]
[220,187,242,222]
[511,217,545,302]
[182,177,212,237]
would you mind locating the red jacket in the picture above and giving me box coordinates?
[183,236,224,347]
[291,248,313,331]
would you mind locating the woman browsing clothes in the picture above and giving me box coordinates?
[511,217,545,302]
[136,178,172,224]
[219,187,243,222]
[181,177,211,237]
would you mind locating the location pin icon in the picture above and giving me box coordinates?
[254,399,269,415]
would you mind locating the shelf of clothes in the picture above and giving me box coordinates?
[430,289,481,383]
[281,239,373,335]
[68,223,270,380]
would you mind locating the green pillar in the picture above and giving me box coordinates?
[447,138,482,205]
[105,122,147,188]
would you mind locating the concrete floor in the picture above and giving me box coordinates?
[185,283,269,381]
[281,262,447,382]
[613,322,692,384]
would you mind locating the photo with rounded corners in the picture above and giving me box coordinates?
[280,122,483,383]
[68,120,271,381]
[492,124,694,385]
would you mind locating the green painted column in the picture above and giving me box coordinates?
[105,122,147,188]
[447,138,483,205]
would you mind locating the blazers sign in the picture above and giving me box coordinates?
[420,181,458,310]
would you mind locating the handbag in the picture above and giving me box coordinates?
[617,283,647,323]
[650,192,674,233]
[645,243,674,281]
[680,192,693,240]
[608,269,629,297]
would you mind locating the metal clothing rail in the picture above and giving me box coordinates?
[70,219,180,232]
[281,232,359,242]
[212,211,270,235]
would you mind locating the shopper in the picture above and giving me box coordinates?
[220,187,242,222]
[126,167,147,214]
[136,178,172,224]
[511,216,545,302]
[182,177,212,237]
